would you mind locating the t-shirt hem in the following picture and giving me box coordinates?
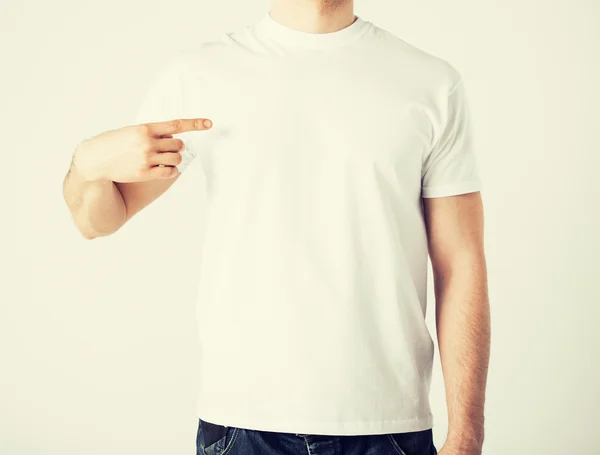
[196,410,434,436]
[421,180,482,198]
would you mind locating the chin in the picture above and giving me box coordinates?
[308,0,348,12]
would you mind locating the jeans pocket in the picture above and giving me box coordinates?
[386,428,436,455]
[198,418,240,455]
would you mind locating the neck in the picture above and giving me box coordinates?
[269,0,355,34]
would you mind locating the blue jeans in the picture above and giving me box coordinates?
[196,418,438,455]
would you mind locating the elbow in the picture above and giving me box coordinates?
[431,250,487,283]
[73,218,119,240]
[74,222,99,240]
[79,224,120,240]
[80,230,97,240]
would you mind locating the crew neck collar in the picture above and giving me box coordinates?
[255,11,370,50]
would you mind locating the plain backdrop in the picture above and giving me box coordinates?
[3,0,599,454]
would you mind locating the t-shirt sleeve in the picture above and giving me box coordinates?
[133,55,196,173]
[421,76,482,198]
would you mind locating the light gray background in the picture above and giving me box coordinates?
[3,0,599,454]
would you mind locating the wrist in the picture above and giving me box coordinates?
[446,427,484,451]
[71,140,106,183]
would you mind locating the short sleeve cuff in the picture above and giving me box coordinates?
[174,139,196,173]
[421,179,482,198]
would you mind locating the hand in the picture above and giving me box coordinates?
[72,118,213,183]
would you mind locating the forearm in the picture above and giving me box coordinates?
[63,146,127,239]
[435,256,490,450]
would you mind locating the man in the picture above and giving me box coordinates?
[63,0,490,454]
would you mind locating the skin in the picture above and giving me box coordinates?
[63,1,490,453]
[63,118,213,239]
[270,0,356,31]
[424,192,490,455]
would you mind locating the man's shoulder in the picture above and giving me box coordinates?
[170,24,257,75]
[367,21,462,90]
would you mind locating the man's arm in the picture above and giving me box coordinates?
[63,150,179,239]
[63,119,211,240]
[63,155,128,239]
[423,191,490,454]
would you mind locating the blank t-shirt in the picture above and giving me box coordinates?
[134,11,482,436]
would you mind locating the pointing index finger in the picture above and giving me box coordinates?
[147,118,212,136]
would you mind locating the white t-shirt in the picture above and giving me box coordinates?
[134,11,482,436]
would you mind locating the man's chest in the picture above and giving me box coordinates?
[183,57,432,181]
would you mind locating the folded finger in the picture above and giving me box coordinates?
[150,151,183,167]
[155,138,185,152]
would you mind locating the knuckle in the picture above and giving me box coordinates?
[141,152,153,167]
[137,123,151,136]
[170,119,182,131]
[140,137,154,153]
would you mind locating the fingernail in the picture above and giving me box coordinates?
[203,119,212,128]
